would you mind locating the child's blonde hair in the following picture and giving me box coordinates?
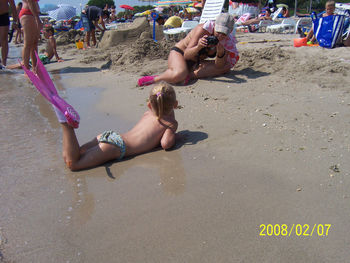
[326,1,335,8]
[149,82,176,119]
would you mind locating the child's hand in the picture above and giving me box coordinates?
[58,59,64,62]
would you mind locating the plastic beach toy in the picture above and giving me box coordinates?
[21,52,80,128]
[293,37,308,47]
[76,40,83,49]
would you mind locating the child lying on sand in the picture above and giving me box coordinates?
[23,52,179,171]
[56,82,178,171]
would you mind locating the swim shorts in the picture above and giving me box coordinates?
[0,13,10,27]
[171,46,197,70]
[29,54,50,66]
[81,13,95,32]
[39,54,50,64]
[98,130,126,160]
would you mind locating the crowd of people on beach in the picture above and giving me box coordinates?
[1,0,350,171]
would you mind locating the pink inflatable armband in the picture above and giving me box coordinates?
[21,52,80,128]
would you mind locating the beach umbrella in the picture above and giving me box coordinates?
[154,0,193,7]
[141,10,152,15]
[188,2,202,8]
[120,4,135,11]
[48,4,77,21]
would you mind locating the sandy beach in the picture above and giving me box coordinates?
[1,21,350,262]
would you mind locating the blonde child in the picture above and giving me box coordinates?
[56,82,178,171]
[306,1,336,43]
[41,26,63,64]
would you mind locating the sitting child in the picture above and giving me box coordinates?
[7,25,63,69]
[56,82,178,171]
[307,0,350,46]
[40,25,63,64]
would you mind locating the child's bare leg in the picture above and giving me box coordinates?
[79,137,99,154]
[61,123,81,169]
[69,142,121,171]
[61,124,120,171]
[344,35,350,47]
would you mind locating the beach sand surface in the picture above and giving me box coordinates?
[1,31,350,262]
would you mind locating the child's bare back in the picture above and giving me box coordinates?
[122,109,178,156]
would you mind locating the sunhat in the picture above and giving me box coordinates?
[215,13,235,35]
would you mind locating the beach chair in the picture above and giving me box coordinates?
[266,18,297,33]
[257,7,283,32]
[294,17,312,34]
[181,20,199,34]
[199,0,225,24]
[163,20,199,40]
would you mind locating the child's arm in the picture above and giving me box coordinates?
[49,37,63,62]
[160,120,178,150]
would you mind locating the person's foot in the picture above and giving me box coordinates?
[53,105,67,123]
[138,75,157,86]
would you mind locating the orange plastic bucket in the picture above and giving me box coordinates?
[294,37,307,47]
[76,40,83,49]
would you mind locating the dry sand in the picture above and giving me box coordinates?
[1,26,350,262]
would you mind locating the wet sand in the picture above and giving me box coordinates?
[1,31,350,262]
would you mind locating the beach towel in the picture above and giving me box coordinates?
[312,12,346,48]
[203,20,239,67]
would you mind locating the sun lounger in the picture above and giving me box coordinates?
[256,7,283,32]
[266,18,297,33]
[163,20,199,40]
[294,17,312,34]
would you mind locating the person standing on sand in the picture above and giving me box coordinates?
[19,0,42,71]
[14,2,23,44]
[81,6,109,48]
[0,0,18,68]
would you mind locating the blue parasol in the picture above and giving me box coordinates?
[48,4,77,21]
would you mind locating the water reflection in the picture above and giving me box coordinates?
[65,130,208,225]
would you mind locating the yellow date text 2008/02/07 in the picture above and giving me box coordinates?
[259,224,331,237]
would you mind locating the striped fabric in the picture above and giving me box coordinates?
[199,0,225,24]
[313,13,345,48]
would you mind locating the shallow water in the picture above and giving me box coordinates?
[0,45,190,262]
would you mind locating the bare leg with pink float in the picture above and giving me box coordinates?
[22,52,120,171]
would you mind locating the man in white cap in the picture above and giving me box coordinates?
[138,13,239,86]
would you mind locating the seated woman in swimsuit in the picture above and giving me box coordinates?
[138,13,239,86]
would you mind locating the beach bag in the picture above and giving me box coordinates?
[311,12,345,48]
